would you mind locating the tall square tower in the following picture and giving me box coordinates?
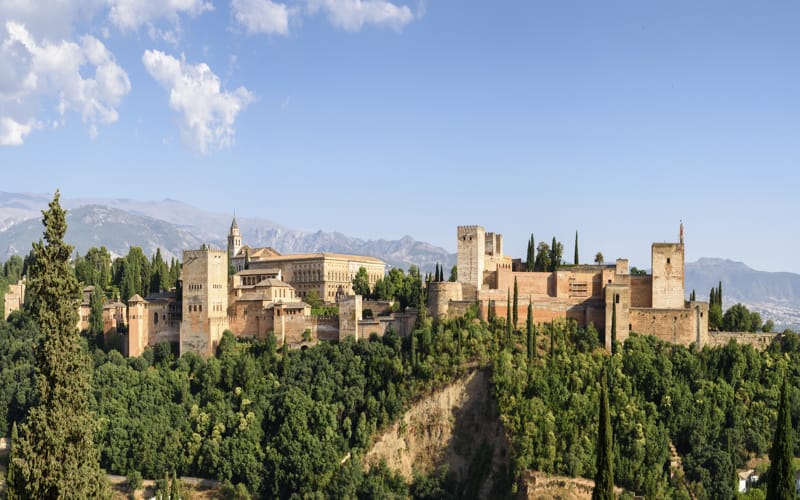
[180,248,229,358]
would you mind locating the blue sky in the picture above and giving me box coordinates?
[1,1,798,273]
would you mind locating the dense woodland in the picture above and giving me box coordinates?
[1,225,799,497]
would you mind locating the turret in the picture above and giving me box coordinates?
[228,216,242,261]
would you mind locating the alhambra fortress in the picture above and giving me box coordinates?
[5,219,724,357]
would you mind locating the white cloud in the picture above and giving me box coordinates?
[0,21,130,145]
[142,49,253,154]
[306,0,414,32]
[232,0,290,36]
[107,0,213,32]
[0,116,36,145]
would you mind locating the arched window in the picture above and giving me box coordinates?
[154,312,159,324]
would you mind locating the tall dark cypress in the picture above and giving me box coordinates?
[6,421,19,499]
[526,302,535,363]
[512,277,519,329]
[527,234,535,271]
[611,299,617,355]
[767,376,794,500]
[592,367,614,500]
[14,191,110,498]
[574,230,579,265]
[506,291,512,346]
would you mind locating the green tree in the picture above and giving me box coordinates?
[766,377,794,500]
[574,230,579,265]
[13,191,110,498]
[549,237,564,272]
[6,421,20,499]
[611,299,617,354]
[534,242,551,272]
[526,234,535,272]
[171,470,183,500]
[763,319,775,333]
[722,303,753,332]
[88,284,105,346]
[448,265,457,282]
[526,302,535,363]
[506,292,512,346]
[592,368,614,500]
[595,252,604,265]
[512,277,519,329]
[352,266,371,297]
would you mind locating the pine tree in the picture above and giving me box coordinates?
[611,299,617,355]
[574,230,579,265]
[6,421,19,499]
[767,376,794,500]
[592,367,614,500]
[512,277,519,329]
[14,191,110,498]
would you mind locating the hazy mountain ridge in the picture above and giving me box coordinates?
[685,258,800,330]
[0,193,456,271]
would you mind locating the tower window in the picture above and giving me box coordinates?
[615,294,620,304]
[667,258,671,264]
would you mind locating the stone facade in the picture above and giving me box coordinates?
[123,220,405,359]
[445,223,709,348]
[3,279,25,319]
[126,292,180,357]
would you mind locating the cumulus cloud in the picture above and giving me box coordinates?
[142,49,253,154]
[232,0,290,35]
[306,0,415,32]
[0,21,131,145]
[107,0,214,32]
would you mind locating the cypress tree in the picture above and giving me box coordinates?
[527,234,535,272]
[506,292,512,346]
[767,376,794,500]
[6,421,19,499]
[526,302,535,362]
[550,321,556,360]
[593,367,614,500]
[574,230,579,265]
[171,470,182,500]
[611,299,617,355]
[512,277,519,329]
[487,299,495,324]
[89,284,105,347]
[14,191,110,498]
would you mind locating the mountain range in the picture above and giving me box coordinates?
[0,192,456,273]
[1,192,798,330]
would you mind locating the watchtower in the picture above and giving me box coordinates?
[457,225,485,300]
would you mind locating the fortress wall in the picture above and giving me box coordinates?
[427,282,463,320]
[630,308,697,347]
[496,270,552,297]
[707,331,776,350]
[630,275,652,308]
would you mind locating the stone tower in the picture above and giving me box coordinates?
[180,248,230,358]
[127,294,147,357]
[457,225,486,300]
[228,216,242,262]
[651,227,685,309]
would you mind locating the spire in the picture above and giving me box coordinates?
[679,220,684,245]
[230,215,239,233]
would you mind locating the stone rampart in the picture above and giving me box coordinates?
[707,331,777,350]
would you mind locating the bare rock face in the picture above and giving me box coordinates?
[365,369,510,498]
